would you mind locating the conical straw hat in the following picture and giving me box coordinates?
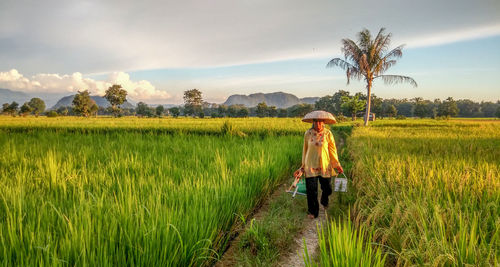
[302,110,337,124]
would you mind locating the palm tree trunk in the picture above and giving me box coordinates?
[364,79,372,126]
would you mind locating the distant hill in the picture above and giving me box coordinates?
[0,88,30,104]
[223,92,319,108]
[0,88,77,107]
[299,97,320,105]
[51,95,135,109]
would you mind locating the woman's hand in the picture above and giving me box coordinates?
[294,168,304,177]
[336,165,344,174]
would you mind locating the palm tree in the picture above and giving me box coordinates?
[327,28,417,126]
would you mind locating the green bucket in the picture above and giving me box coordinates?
[297,179,307,194]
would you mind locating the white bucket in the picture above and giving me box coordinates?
[334,173,348,192]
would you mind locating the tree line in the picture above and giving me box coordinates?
[2,87,499,119]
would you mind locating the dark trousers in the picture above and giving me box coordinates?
[305,176,332,218]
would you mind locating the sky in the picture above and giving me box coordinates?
[0,0,499,104]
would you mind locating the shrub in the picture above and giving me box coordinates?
[46,110,58,117]
[336,114,349,123]
[395,115,406,120]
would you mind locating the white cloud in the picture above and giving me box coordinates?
[405,23,500,48]
[0,69,170,101]
[1,0,499,74]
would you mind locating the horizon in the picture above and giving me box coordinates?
[1,0,499,104]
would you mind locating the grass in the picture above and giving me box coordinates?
[348,119,500,265]
[0,116,310,136]
[0,126,303,266]
[304,218,386,267]
[2,117,497,266]
[234,192,308,266]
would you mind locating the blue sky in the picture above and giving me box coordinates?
[0,0,499,104]
[101,35,500,103]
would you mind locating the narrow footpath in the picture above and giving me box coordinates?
[216,135,347,267]
[279,205,329,266]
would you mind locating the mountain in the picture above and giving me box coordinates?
[0,88,30,104]
[0,88,75,107]
[51,95,135,109]
[300,97,320,105]
[223,92,319,108]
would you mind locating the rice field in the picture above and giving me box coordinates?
[346,119,500,265]
[0,116,309,136]
[1,116,499,266]
[0,117,304,266]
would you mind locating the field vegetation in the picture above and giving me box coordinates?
[1,117,498,266]
[345,119,499,265]
[0,117,306,266]
[0,116,309,136]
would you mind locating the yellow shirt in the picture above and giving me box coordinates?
[301,128,340,178]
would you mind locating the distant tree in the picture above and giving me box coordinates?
[4,102,19,116]
[288,103,314,117]
[370,94,383,117]
[227,105,237,117]
[386,104,397,118]
[431,99,441,118]
[90,103,99,117]
[315,95,337,114]
[327,28,417,126]
[268,106,278,117]
[480,101,498,117]
[396,100,413,117]
[27,98,45,117]
[72,90,95,117]
[57,106,69,116]
[20,102,33,116]
[496,106,500,118]
[183,89,203,117]
[341,95,366,121]
[104,84,127,117]
[237,107,249,117]
[2,103,9,114]
[46,110,58,117]
[457,99,480,117]
[354,92,367,102]
[413,99,431,118]
[136,102,154,117]
[256,102,269,117]
[226,104,245,117]
[217,105,228,117]
[438,97,459,117]
[155,105,165,117]
[277,108,288,117]
[332,90,351,115]
[169,107,180,118]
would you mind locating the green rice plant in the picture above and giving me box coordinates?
[0,129,303,266]
[303,218,386,267]
[0,116,311,136]
[349,119,500,266]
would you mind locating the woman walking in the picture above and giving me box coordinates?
[294,111,343,219]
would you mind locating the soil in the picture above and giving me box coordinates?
[278,203,328,267]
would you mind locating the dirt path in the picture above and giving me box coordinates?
[216,135,346,267]
[278,205,328,267]
[278,136,346,266]
[215,185,286,267]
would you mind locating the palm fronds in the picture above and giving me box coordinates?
[376,74,418,87]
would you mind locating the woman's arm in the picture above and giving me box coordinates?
[301,131,308,170]
[328,131,341,170]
